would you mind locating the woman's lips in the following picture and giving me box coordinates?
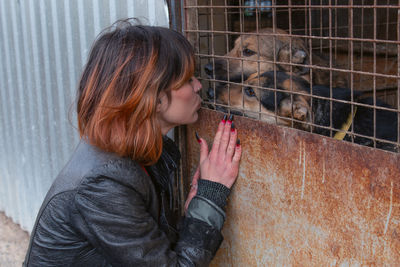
[196,98,202,110]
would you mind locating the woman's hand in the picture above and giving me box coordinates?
[197,115,242,188]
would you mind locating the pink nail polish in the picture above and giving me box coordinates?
[236,139,241,147]
[222,114,227,123]
[231,122,235,132]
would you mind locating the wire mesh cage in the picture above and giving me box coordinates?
[184,0,400,152]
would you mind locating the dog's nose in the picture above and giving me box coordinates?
[292,50,307,63]
[207,87,215,100]
[204,63,214,76]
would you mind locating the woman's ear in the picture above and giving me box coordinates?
[156,98,162,112]
[156,92,167,113]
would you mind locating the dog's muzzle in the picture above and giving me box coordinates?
[207,87,215,100]
[204,63,214,77]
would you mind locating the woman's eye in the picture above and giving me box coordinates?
[244,87,256,97]
[243,48,256,57]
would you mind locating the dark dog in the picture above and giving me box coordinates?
[204,28,348,88]
[209,71,398,152]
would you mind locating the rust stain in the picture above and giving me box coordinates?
[186,108,400,266]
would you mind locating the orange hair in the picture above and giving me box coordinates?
[77,20,195,165]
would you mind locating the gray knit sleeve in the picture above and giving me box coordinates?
[196,179,231,211]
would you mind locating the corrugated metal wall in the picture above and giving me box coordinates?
[0,0,169,232]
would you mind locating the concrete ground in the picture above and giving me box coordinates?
[0,212,30,267]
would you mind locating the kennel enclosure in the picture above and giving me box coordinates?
[175,0,400,265]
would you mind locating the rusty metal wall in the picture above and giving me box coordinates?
[183,0,400,265]
[0,0,169,232]
[187,109,400,266]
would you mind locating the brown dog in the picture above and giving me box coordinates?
[204,28,347,88]
[208,71,398,152]
[207,72,310,127]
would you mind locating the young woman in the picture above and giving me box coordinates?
[24,20,241,266]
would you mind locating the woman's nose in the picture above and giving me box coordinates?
[193,77,202,92]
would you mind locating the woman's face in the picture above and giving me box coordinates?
[157,77,202,134]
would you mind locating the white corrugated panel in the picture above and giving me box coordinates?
[0,0,169,232]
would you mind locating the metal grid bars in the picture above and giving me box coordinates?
[184,0,400,153]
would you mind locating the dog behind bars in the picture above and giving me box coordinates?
[208,71,398,152]
[204,27,347,88]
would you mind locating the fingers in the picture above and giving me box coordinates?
[195,132,209,164]
[217,115,234,156]
[226,126,238,160]
[194,114,242,190]
[210,115,227,158]
[232,140,242,167]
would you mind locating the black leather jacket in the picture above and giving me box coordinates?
[24,138,225,266]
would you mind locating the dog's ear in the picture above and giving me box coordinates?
[257,71,309,92]
[277,45,309,73]
[292,75,311,92]
[279,74,310,94]
[260,87,287,112]
[259,71,287,86]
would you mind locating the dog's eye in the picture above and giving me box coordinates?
[242,48,256,57]
[244,87,256,97]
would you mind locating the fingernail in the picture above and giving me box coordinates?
[231,122,235,132]
[195,131,201,143]
[236,139,241,147]
[222,114,227,123]
[228,114,234,123]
